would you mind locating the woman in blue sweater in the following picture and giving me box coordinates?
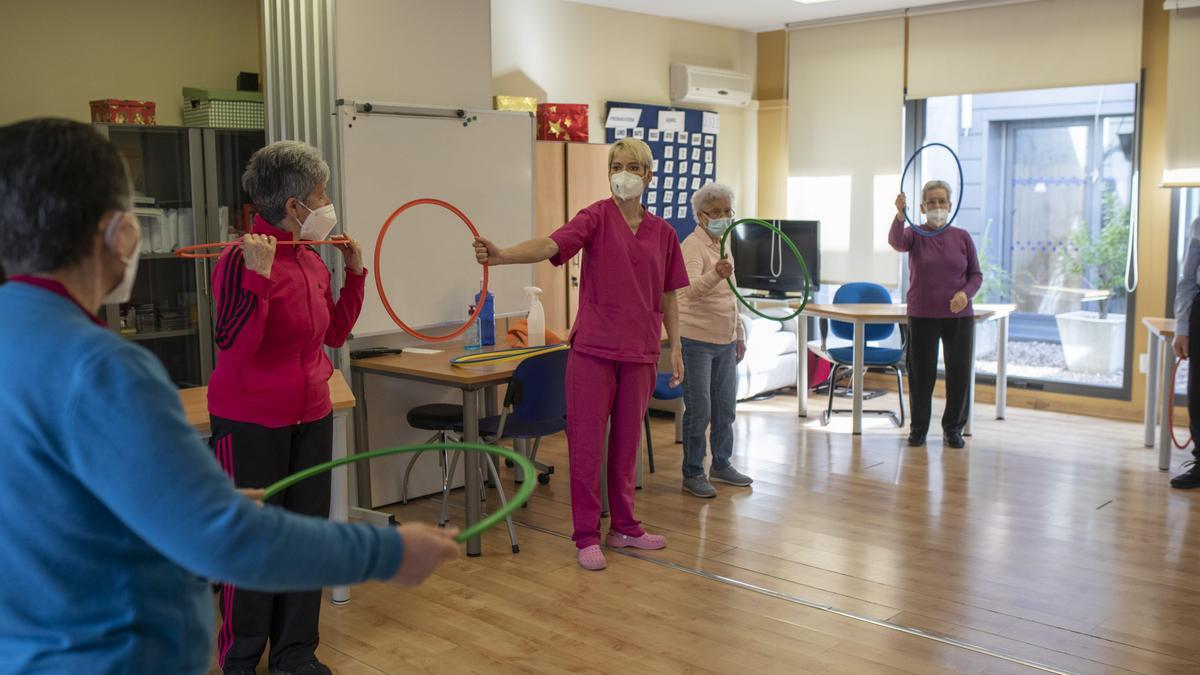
[0,118,459,674]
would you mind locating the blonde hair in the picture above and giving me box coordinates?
[607,138,654,172]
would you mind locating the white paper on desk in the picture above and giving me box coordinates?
[404,347,443,354]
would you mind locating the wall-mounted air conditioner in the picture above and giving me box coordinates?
[669,64,752,108]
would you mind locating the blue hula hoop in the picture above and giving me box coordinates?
[900,142,964,237]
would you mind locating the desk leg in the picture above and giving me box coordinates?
[330,412,350,605]
[1159,337,1174,472]
[462,388,483,556]
[348,371,394,526]
[798,316,809,417]
[1145,333,1159,448]
[966,343,977,437]
[996,315,1008,421]
[351,370,373,509]
[852,321,864,435]
[484,386,500,477]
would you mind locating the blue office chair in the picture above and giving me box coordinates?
[450,348,568,552]
[820,282,907,427]
[643,372,682,474]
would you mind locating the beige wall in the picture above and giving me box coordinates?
[0,0,259,126]
[491,0,757,214]
[335,0,492,108]
[756,30,788,218]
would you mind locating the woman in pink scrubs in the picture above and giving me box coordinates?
[474,138,689,570]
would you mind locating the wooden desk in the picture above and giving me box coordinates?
[180,370,357,435]
[795,303,1016,435]
[180,370,357,604]
[1143,317,1178,470]
[351,344,517,557]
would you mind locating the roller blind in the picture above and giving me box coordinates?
[907,0,1142,100]
[1165,7,1200,187]
[787,18,905,286]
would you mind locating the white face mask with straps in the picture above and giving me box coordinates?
[101,212,140,305]
[297,201,338,241]
[610,171,645,201]
[925,209,950,229]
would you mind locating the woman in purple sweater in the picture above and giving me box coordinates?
[888,181,982,449]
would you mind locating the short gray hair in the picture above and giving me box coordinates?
[921,179,953,204]
[691,181,735,222]
[241,140,331,225]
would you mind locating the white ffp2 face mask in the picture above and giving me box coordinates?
[101,212,140,305]
[610,171,646,201]
[925,209,950,228]
[298,202,338,241]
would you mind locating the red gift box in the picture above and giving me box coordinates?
[536,103,588,142]
[89,99,157,126]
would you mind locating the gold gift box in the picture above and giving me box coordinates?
[493,95,538,113]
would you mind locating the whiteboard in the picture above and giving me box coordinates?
[337,102,534,338]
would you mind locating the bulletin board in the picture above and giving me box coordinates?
[604,101,719,241]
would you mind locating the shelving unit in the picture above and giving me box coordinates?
[95,124,264,388]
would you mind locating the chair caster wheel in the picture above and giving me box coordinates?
[537,473,551,485]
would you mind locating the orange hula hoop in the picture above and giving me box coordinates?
[174,239,345,259]
[373,198,488,343]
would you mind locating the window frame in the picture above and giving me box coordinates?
[904,84,1141,400]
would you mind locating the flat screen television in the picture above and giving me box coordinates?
[729,219,820,299]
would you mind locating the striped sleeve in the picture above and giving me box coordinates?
[212,247,272,352]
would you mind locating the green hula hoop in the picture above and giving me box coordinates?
[717,218,811,321]
[262,443,535,544]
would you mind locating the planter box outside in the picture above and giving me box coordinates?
[1055,310,1124,374]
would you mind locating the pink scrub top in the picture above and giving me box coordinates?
[549,198,690,364]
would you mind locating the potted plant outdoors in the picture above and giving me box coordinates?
[1055,187,1131,374]
[973,219,1011,359]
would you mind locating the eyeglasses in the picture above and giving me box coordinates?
[701,208,735,219]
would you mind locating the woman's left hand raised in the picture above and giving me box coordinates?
[949,291,968,314]
[331,234,364,274]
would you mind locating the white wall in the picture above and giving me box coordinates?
[336,0,492,108]
[491,0,758,214]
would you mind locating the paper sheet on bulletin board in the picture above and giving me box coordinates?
[605,101,718,242]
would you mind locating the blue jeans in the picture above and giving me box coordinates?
[681,337,737,479]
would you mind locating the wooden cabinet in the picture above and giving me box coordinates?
[534,141,611,333]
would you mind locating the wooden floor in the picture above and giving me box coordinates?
[217,392,1200,674]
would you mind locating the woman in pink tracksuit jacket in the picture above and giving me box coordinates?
[206,140,365,675]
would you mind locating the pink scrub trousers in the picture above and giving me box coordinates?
[548,197,691,550]
[565,350,656,548]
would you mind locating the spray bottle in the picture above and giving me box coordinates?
[524,286,545,347]
[464,305,481,350]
